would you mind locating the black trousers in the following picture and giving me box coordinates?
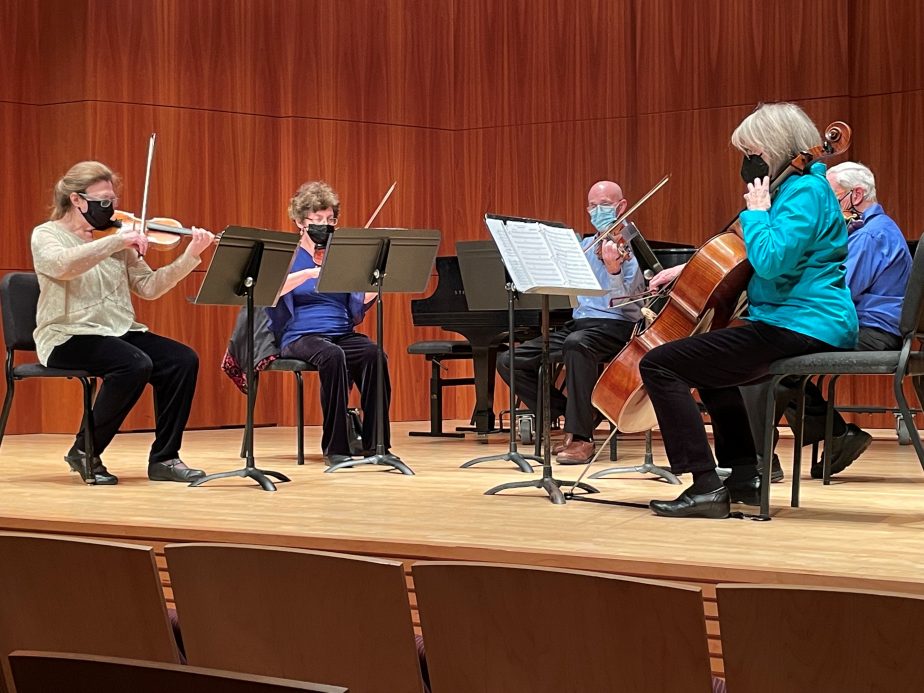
[496,318,634,439]
[639,322,831,474]
[741,325,903,449]
[47,331,199,463]
[281,331,390,456]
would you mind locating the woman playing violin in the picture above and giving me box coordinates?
[31,161,215,485]
[642,103,857,519]
[266,180,389,466]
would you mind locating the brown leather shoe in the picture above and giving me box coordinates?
[556,439,595,465]
[551,433,573,455]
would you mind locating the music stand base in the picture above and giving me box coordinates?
[325,453,414,475]
[189,466,291,492]
[485,475,599,505]
[589,462,680,484]
[461,451,540,473]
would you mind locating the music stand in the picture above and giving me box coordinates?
[317,227,441,474]
[481,213,601,504]
[190,225,300,492]
[457,239,543,473]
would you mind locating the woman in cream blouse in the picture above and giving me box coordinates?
[31,161,213,485]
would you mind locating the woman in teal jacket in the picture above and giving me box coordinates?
[640,102,857,519]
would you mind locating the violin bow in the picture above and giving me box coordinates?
[136,133,157,257]
[584,174,670,256]
[364,181,397,228]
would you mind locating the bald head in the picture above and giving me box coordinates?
[587,181,624,209]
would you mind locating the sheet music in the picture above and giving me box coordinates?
[504,221,566,289]
[485,216,605,296]
[539,223,602,291]
[485,217,534,290]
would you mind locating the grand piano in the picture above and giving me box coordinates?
[411,240,696,436]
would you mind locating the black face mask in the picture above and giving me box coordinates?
[740,153,770,183]
[306,223,334,248]
[79,199,115,230]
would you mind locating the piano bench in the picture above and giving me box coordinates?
[407,340,475,438]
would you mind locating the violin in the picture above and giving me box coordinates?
[591,121,852,433]
[97,210,206,250]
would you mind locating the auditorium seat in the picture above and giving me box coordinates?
[165,543,426,693]
[412,561,716,693]
[717,583,924,692]
[0,532,181,693]
[8,651,347,693]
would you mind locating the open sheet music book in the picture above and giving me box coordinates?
[484,216,606,297]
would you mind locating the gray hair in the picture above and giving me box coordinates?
[730,102,822,173]
[827,161,878,203]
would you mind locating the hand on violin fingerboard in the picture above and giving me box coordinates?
[744,175,772,212]
[600,238,628,274]
[184,227,216,258]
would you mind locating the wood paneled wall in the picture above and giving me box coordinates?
[1,0,921,435]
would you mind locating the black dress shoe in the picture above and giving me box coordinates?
[148,459,206,482]
[724,474,761,506]
[811,424,873,479]
[64,447,118,485]
[649,486,730,519]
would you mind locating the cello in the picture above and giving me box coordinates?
[592,121,852,433]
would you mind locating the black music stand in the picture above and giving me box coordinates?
[317,227,441,475]
[457,240,542,473]
[481,214,601,504]
[190,226,299,492]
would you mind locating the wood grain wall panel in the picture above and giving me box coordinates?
[452,0,636,130]
[452,0,850,129]
[631,0,849,115]
[849,91,924,241]
[849,1,924,96]
[69,0,454,128]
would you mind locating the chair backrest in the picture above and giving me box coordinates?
[717,583,924,692]
[412,561,714,693]
[898,233,924,339]
[8,651,348,693]
[165,543,424,693]
[0,272,39,352]
[0,532,180,693]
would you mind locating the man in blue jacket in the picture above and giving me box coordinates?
[791,161,912,477]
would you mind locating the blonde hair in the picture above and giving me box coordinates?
[731,103,822,173]
[287,181,340,224]
[827,161,878,203]
[50,161,119,220]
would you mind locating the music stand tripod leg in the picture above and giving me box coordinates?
[462,280,540,473]
[589,429,681,484]
[484,295,599,503]
[191,256,291,491]
[325,269,413,476]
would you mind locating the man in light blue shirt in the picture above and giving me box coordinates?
[497,181,645,464]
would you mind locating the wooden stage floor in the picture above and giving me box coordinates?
[2,420,923,593]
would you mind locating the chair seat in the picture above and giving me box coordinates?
[769,350,924,377]
[264,358,317,372]
[407,340,472,356]
[12,363,93,379]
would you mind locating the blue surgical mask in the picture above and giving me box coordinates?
[589,205,617,232]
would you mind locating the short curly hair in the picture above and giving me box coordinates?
[287,181,340,224]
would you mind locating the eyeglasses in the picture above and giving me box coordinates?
[78,192,118,208]
[303,216,338,226]
[586,203,615,213]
